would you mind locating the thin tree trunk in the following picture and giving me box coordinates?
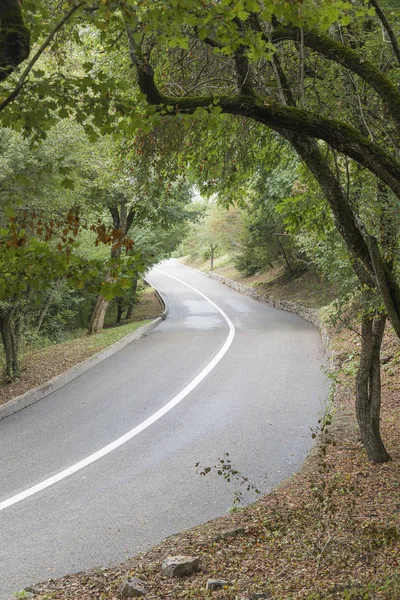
[125,276,138,319]
[278,237,293,274]
[0,307,20,382]
[88,202,135,335]
[35,283,58,334]
[356,314,391,463]
[87,294,110,335]
[116,297,124,325]
[210,244,218,271]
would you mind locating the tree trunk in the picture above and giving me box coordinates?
[87,202,135,335]
[35,283,58,334]
[277,237,293,274]
[87,295,109,335]
[210,244,218,271]
[356,314,391,463]
[116,297,124,325]
[0,307,20,382]
[125,276,138,319]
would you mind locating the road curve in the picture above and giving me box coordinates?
[0,260,327,599]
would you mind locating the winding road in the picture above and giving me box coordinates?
[0,261,327,599]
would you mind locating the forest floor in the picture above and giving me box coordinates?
[15,260,400,599]
[0,286,164,406]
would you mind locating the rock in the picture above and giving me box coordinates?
[250,593,272,599]
[161,556,200,578]
[212,527,246,542]
[206,579,232,590]
[118,577,147,597]
[381,354,393,364]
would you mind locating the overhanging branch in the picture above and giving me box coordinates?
[133,60,400,199]
[270,25,400,127]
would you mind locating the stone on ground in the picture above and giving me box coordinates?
[206,579,232,590]
[118,577,147,597]
[160,556,200,577]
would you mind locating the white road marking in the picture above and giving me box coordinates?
[0,269,235,513]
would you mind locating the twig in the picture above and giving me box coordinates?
[315,533,333,578]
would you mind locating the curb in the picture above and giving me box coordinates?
[0,293,167,423]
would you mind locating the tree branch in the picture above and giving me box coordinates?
[108,204,120,230]
[232,18,254,95]
[0,2,85,113]
[126,207,135,232]
[369,0,400,68]
[270,25,400,128]
[132,60,400,199]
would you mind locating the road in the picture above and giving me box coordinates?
[0,261,327,599]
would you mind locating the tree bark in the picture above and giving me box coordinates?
[116,297,124,325]
[277,237,293,274]
[87,294,110,335]
[210,244,218,271]
[125,276,138,319]
[0,0,30,82]
[0,306,20,382]
[35,283,59,334]
[356,314,391,463]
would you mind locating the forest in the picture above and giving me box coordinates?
[1,1,400,597]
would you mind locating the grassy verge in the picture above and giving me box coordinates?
[16,264,400,600]
[0,287,164,406]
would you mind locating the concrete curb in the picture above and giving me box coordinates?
[0,292,167,422]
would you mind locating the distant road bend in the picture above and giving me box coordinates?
[0,260,327,599]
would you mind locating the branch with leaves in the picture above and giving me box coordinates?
[0,2,85,113]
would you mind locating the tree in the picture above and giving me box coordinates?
[85,136,195,333]
[0,0,30,82]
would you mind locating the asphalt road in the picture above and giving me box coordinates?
[0,261,328,599]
